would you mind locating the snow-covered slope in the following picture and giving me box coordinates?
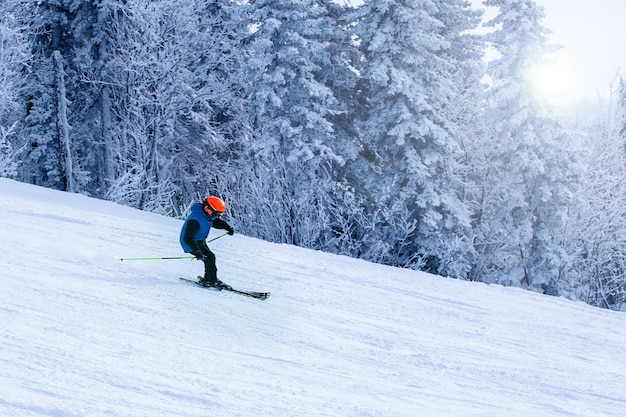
[1,178,625,417]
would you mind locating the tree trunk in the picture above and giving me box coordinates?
[53,50,74,192]
[101,86,114,192]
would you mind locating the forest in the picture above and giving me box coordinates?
[1,0,625,310]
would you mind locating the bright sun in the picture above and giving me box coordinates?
[528,52,578,106]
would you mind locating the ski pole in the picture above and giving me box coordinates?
[119,233,230,261]
[120,256,194,261]
[207,232,229,243]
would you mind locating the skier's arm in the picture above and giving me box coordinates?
[212,218,235,235]
[183,219,203,253]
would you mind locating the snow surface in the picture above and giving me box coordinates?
[1,177,625,417]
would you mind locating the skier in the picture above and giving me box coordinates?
[180,196,234,288]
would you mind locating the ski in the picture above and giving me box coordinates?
[179,277,270,300]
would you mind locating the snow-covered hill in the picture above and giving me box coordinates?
[1,178,625,417]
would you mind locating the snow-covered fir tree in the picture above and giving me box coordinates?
[19,1,70,190]
[350,0,481,275]
[167,0,253,216]
[0,0,31,178]
[567,133,626,308]
[69,0,128,197]
[474,0,579,294]
[243,0,354,247]
[559,82,626,309]
[104,0,212,212]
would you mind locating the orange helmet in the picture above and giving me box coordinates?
[202,196,226,217]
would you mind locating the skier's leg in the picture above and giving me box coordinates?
[199,242,218,285]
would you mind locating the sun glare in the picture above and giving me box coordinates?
[528,53,577,106]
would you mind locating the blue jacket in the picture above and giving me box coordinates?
[180,203,213,253]
[180,202,232,253]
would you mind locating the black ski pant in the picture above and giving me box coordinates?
[196,240,217,284]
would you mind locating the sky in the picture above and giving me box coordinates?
[478,0,626,104]
[343,0,626,106]
[2,178,626,417]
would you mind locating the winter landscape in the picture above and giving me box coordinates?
[3,0,626,309]
[2,1,626,414]
[2,178,626,417]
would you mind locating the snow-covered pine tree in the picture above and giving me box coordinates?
[427,0,486,278]
[166,0,253,216]
[308,1,364,254]
[350,0,479,275]
[100,0,195,213]
[0,0,31,178]
[244,0,352,247]
[566,134,626,309]
[19,1,77,191]
[69,0,129,197]
[557,81,626,310]
[473,0,578,293]
[18,0,127,194]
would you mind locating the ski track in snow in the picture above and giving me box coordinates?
[1,178,626,417]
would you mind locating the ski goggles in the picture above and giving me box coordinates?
[203,205,223,217]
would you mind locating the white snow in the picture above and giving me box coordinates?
[1,177,625,417]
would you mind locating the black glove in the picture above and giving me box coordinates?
[191,250,206,260]
[226,226,235,236]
